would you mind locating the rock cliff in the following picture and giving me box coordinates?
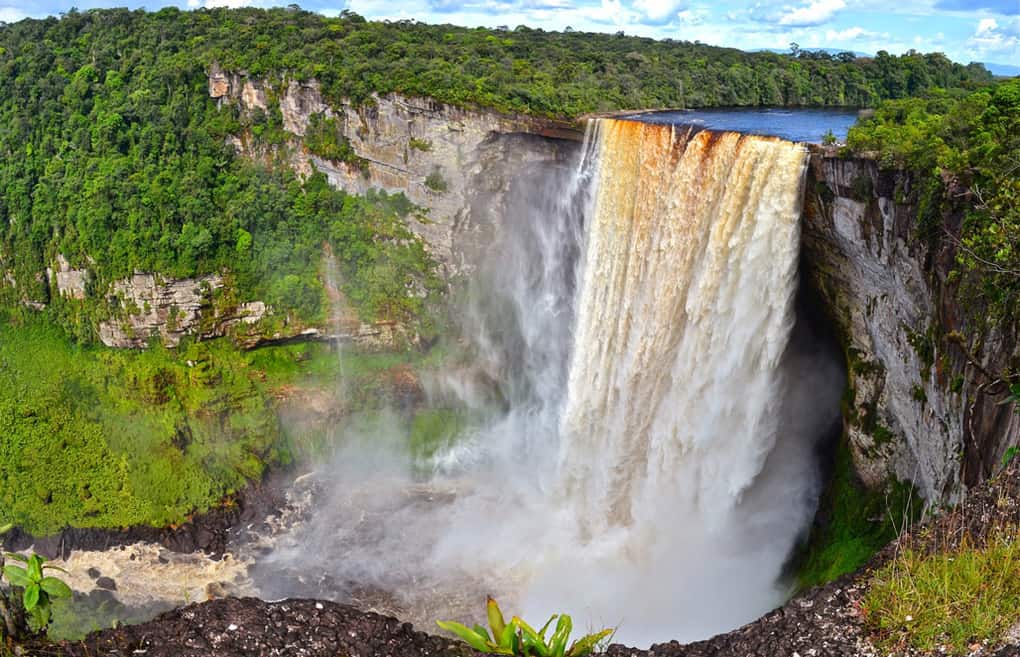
[802,147,1019,502]
[207,64,581,276]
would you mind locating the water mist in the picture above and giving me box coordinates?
[255,119,844,648]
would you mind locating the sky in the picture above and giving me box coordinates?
[1,0,1018,68]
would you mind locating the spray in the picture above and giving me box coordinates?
[258,119,843,648]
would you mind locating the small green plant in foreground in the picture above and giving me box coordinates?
[2,552,72,632]
[437,597,612,656]
[864,528,1020,655]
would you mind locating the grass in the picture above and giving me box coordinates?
[0,313,284,534]
[0,308,472,535]
[796,436,922,589]
[864,528,1020,654]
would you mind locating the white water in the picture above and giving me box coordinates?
[258,118,843,647]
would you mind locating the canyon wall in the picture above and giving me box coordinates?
[8,66,1014,502]
[3,71,580,350]
[207,64,581,277]
[802,147,1020,501]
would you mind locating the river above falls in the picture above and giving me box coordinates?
[623,107,861,143]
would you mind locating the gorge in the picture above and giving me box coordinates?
[0,9,1018,655]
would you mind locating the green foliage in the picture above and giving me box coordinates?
[303,113,366,170]
[0,315,284,534]
[410,408,466,461]
[864,529,1020,655]
[797,437,922,588]
[847,79,1020,315]
[424,170,448,193]
[0,12,439,330]
[408,138,433,152]
[437,597,613,657]
[1,553,72,632]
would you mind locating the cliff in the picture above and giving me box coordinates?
[1,74,580,350]
[207,64,582,277]
[802,147,1020,502]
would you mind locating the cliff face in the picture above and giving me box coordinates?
[207,65,581,276]
[802,148,1019,502]
[2,75,580,350]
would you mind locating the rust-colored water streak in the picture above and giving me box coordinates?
[559,119,808,534]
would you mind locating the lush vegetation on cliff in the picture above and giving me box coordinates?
[0,315,280,533]
[0,7,440,336]
[847,78,1020,314]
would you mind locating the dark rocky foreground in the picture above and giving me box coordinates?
[20,466,1020,657]
[35,598,477,657]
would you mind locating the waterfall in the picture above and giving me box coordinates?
[510,119,828,644]
[261,117,843,650]
[559,120,806,533]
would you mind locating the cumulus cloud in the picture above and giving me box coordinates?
[0,6,29,22]
[777,0,845,26]
[969,16,1020,55]
[588,0,636,26]
[825,26,865,40]
[632,0,687,25]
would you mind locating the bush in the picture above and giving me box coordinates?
[437,597,613,657]
[0,547,73,638]
[425,170,448,193]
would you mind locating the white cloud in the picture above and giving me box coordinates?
[632,0,687,24]
[676,8,708,25]
[968,16,1020,56]
[589,0,637,26]
[0,6,29,22]
[777,0,845,26]
[825,25,865,40]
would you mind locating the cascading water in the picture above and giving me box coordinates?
[561,120,806,530]
[257,118,843,648]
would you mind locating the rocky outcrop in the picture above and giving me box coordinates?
[802,147,1020,502]
[49,254,89,300]
[96,273,277,349]
[208,64,582,276]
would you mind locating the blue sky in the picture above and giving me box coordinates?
[2,0,1018,67]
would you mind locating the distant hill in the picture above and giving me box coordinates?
[984,62,1020,77]
[757,47,871,58]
